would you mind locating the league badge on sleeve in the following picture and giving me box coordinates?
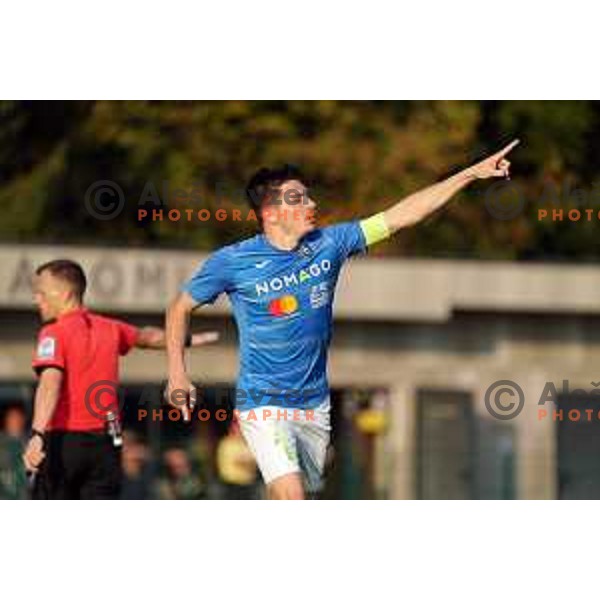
[37,336,56,360]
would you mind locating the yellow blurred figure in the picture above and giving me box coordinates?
[216,420,259,499]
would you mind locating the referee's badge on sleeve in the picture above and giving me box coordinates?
[37,336,56,359]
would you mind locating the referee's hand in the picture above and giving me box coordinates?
[23,436,46,473]
[166,375,196,421]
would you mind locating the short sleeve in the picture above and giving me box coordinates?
[115,320,139,356]
[325,221,367,262]
[182,248,232,305]
[32,324,65,374]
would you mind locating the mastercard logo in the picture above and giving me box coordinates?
[268,295,299,317]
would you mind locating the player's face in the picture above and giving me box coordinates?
[33,271,72,322]
[263,179,317,237]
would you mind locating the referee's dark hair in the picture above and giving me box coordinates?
[36,259,87,301]
[245,164,305,228]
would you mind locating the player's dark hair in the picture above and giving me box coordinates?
[245,164,305,227]
[36,259,87,301]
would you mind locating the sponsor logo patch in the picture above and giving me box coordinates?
[37,336,56,360]
[268,295,299,317]
[255,259,332,297]
[310,282,330,309]
[298,244,314,258]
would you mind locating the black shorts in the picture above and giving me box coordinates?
[33,431,122,500]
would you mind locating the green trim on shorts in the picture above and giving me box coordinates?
[360,212,391,246]
[273,424,297,463]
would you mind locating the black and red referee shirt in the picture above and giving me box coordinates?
[31,307,139,431]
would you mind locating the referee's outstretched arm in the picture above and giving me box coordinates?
[140,321,219,420]
[134,326,218,350]
[23,367,62,473]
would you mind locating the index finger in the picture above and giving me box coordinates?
[495,138,520,158]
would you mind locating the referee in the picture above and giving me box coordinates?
[23,259,217,500]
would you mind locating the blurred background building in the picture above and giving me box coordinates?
[2,100,600,499]
[2,244,600,499]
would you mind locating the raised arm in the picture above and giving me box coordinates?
[381,139,520,235]
[23,367,63,472]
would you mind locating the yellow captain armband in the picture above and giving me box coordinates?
[359,212,391,247]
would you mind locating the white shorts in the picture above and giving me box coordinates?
[237,397,331,493]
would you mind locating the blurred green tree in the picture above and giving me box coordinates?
[1,100,599,261]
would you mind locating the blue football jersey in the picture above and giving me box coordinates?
[183,221,367,409]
